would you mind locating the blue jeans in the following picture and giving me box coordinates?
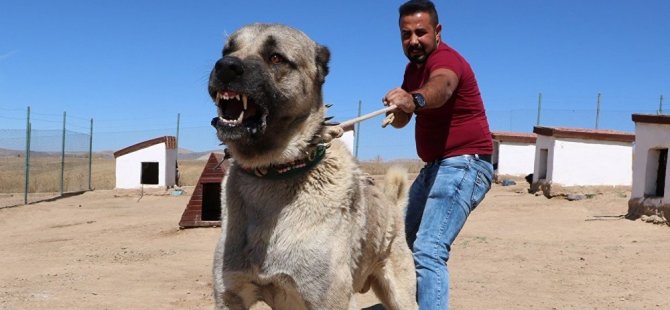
[405,155,493,310]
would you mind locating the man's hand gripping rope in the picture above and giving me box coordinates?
[323,104,398,142]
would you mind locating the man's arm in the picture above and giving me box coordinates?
[382,67,459,128]
[415,68,458,110]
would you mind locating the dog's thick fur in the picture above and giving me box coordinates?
[209,23,417,310]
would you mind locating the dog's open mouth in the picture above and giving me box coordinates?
[211,90,267,135]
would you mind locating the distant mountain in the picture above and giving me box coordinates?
[178,149,224,160]
[0,148,23,157]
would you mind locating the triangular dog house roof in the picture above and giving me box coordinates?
[179,152,227,228]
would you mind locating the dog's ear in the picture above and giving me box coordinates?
[315,45,330,85]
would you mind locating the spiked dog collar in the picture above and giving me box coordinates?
[239,144,327,179]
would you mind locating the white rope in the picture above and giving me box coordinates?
[338,104,397,131]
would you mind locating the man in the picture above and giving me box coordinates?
[382,0,494,309]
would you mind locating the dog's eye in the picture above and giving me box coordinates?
[269,54,285,65]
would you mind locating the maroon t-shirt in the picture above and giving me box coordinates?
[402,42,492,163]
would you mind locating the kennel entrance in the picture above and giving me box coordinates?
[537,148,548,180]
[201,182,222,221]
[646,148,668,197]
[141,162,159,185]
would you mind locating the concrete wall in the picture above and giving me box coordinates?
[495,142,536,177]
[533,136,632,186]
[631,122,670,204]
[115,143,176,189]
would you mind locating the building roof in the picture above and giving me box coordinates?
[632,113,670,125]
[533,126,634,143]
[491,131,537,144]
[113,136,177,158]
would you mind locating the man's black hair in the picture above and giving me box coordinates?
[399,0,439,27]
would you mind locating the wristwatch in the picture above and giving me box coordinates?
[412,93,426,111]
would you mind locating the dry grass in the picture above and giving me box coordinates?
[0,156,207,193]
[359,158,423,175]
[0,155,422,194]
[0,156,87,193]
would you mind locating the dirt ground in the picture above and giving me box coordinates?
[1,181,668,310]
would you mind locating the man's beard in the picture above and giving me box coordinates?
[405,44,427,64]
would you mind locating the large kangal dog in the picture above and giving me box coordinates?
[208,23,417,310]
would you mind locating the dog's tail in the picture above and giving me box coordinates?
[382,165,409,209]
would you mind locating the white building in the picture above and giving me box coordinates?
[340,129,355,154]
[491,131,537,178]
[531,126,634,188]
[628,114,669,219]
[114,136,177,189]
[340,123,356,155]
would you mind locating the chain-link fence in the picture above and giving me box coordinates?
[487,108,660,133]
[1,102,666,207]
[0,109,92,207]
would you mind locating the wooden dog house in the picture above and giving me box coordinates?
[179,153,228,228]
[627,114,670,220]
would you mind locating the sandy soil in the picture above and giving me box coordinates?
[1,182,668,310]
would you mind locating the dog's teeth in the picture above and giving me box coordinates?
[237,110,245,123]
[242,95,248,110]
[235,95,240,101]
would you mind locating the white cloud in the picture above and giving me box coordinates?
[0,50,18,61]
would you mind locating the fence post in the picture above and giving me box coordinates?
[660,95,664,115]
[60,111,66,196]
[88,118,93,191]
[24,106,31,205]
[595,93,601,129]
[536,92,542,126]
[354,100,362,158]
[175,113,181,186]
[176,113,180,162]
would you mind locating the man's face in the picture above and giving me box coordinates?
[400,12,441,64]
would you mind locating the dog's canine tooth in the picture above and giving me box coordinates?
[242,95,248,110]
[237,110,245,123]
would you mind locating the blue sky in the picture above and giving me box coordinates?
[1,1,669,160]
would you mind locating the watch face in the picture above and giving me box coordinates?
[413,93,426,110]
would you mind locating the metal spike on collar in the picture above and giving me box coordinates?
[214,148,232,169]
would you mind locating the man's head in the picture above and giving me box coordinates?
[398,0,442,65]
